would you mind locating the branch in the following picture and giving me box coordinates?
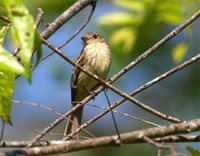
[1,135,200,148]
[40,0,96,39]
[1,119,200,155]
[143,136,178,156]
[0,16,11,23]
[87,103,161,127]
[12,100,95,139]
[32,2,96,68]
[35,8,44,27]
[13,0,96,56]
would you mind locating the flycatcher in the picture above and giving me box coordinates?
[64,32,112,139]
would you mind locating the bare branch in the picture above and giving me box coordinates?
[12,100,95,139]
[87,103,161,127]
[58,2,96,49]
[13,100,62,117]
[35,8,44,27]
[143,136,178,156]
[1,119,200,155]
[40,0,96,39]
[154,135,200,142]
[0,16,11,23]
[109,9,200,84]
[0,121,5,141]
[1,135,199,148]
[32,2,96,68]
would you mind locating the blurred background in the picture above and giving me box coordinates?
[1,0,200,155]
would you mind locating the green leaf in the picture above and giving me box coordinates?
[0,25,9,46]
[171,42,189,63]
[186,146,200,156]
[34,30,42,65]
[0,21,16,124]
[0,70,14,124]
[2,0,36,80]
[0,47,25,74]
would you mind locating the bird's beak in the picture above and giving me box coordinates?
[81,36,88,41]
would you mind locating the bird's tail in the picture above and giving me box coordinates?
[64,106,83,140]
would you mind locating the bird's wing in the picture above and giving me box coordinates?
[70,49,86,104]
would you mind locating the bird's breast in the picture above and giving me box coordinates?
[84,43,111,78]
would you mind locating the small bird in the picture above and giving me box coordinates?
[64,32,112,139]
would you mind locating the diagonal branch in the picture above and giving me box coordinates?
[86,103,161,127]
[31,2,96,70]
[12,100,95,139]
[143,136,178,156]
[41,0,96,39]
[13,0,96,57]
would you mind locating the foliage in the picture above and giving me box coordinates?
[98,0,199,62]
[186,146,200,156]
[0,0,41,123]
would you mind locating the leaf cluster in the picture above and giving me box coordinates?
[0,0,41,123]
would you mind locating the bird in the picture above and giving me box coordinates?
[64,32,112,139]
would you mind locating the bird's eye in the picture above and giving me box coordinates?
[92,34,98,39]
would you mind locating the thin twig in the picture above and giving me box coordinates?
[86,103,161,127]
[64,53,200,139]
[154,135,200,142]
[35,8,44,27]
[103,90,122,145]
[143,136,178,156]
[31,2,96,70]
[40,0,97,39]
[33,131,92,139]
[58,2,96,49]
[157,143,163,156]
[0,15,11,23]
[0,120,5,141]
[13,100,62,117]
[12,100,95,139]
